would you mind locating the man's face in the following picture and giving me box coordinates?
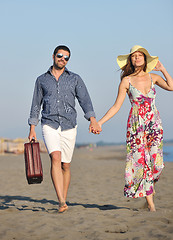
[53,49,70,70]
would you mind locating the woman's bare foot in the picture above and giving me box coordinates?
[146,194,156,212]
[148,204,156,212]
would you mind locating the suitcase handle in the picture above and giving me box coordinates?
[30,139,36,143]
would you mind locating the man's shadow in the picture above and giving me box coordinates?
[67,202,130,211]
[0,195,130,212]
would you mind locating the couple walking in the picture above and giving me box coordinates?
[28,45,173,213]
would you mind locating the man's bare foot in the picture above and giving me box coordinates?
[58,203,68,213]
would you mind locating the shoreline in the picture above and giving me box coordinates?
[1,136,173,155]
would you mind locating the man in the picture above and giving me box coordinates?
[28,45,101,213]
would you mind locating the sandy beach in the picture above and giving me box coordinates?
[0,145,173,240]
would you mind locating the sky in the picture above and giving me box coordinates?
[0,0,173,144]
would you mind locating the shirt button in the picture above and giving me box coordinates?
[57,100,59,103]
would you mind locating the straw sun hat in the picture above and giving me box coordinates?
[117,45,158,73]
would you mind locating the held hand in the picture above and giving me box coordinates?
[89,117,102,135]
[93,121,102,135]
[153,60,165,72]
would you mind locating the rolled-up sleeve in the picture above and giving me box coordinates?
[75,76,96,120]
[28,78,43,126]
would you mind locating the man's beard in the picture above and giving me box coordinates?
[53,60,65,70]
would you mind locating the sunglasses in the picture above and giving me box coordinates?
[56,53,70,61]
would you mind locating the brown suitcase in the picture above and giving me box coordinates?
[24,139,43,184]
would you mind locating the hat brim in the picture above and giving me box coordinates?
[117,48,158,73]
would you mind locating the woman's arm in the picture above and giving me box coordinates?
[98,77,129,127]
[152,61,173,91]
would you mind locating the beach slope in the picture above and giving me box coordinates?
[0,146,172,240]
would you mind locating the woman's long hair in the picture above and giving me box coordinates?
[120,53,147,80]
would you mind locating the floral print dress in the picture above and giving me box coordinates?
[124,75,164,198]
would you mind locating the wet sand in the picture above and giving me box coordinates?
[0,145,172,240]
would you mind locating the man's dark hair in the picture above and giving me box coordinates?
[53,45,71,58]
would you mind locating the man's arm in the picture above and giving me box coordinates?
[28,78,43,141]
[75,76,101,134]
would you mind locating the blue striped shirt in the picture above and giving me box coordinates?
[28,67,96,130]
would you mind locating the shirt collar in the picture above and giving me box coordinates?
[47,66,70,75]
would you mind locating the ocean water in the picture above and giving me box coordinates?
[163,145,173,162]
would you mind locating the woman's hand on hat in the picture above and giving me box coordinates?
[153,60,165,72]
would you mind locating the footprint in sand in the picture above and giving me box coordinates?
[105,224,128,233]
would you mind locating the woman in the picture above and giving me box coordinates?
[96,45,173,211]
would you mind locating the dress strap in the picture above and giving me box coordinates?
[149,73,153,81]
[149,73,154,86]
[126,76,131,84]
